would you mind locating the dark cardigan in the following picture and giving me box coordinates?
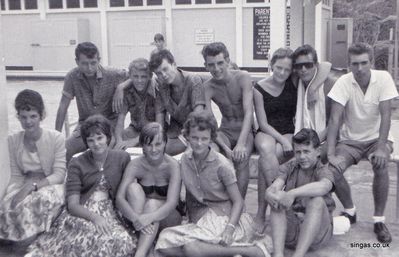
[66,149,131,205]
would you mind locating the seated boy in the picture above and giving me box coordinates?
[267,128,335,257]
[113,58,160,150]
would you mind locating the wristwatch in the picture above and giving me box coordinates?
[32,182,38,191]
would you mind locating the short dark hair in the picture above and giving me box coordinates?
[139,122,167,146]
[270,47,294,67]
[348,42,374,62]
[149,49,175,72]
[292,44,318,64]
[154,33,165,42]
[201,42,230,61]
[15,89,45,119]
[75,42,99,60]
[182,110,218,142]
[80,115,112,148]
[128,58,151,77]
[292,128,320,148]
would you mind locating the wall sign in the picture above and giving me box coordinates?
[253,7,270,60]
[195,28,214,45]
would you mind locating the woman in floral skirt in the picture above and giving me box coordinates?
[25,114,137,257]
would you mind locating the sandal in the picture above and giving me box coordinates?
[254,234,273,257]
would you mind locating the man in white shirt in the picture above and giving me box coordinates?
[327,42,398,243]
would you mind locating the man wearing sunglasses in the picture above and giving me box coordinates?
[292,45,344,148]
[327,43,398,243]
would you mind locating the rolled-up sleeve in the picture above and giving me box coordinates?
[190,75,205,109]
[62,71,75,99]
[218,162,237,186]
[66,160,82,198]
[46,133,67,185]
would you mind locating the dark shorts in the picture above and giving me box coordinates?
[330,139,393,178]
[285,204,333,250]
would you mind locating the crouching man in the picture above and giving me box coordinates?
[266,128,335,257]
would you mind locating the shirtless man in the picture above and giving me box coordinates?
[202,42,254,197]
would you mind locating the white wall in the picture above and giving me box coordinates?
[172,8,236,67]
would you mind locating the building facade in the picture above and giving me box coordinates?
[0,0,333,76]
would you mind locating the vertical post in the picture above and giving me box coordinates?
[314,1,322,60]
[164,0,173,53]
[99,0,109,65]
[270,0,286,56]
[394,0,399,86]
[235,0,243,67]
[290,0,304,50]
[0,13,11,200]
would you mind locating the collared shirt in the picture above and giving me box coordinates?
[63,66,128,123]
[328,69,398,142]
[156,69,205,138]
[278,159,335,213]
[181,148,236,219]
[123,78,158,132]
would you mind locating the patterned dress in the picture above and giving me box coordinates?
[25,175,137,257]
[0,183,64,241]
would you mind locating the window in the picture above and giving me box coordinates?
[49,0,63,9]
[1,0,5,10]
[129,0,143,6]
[8,0,21,10]
[84,0,97,7]
[176,0,191,4]
[216,0,232,3]
[195,0,211,3]
[25,0,38,9]
[67,0,80,8]
[147,0,162,5]
[110,0,124,7]
[247,0,264,2]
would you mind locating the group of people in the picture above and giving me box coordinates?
[0,37,397,257]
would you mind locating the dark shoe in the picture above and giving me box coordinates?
[374,222,392,244]
[340,211,357,224]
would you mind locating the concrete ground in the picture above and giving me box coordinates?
[2,80,399,256]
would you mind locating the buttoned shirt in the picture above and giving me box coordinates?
[156,69,205,138]
[123,78,158,132]
[63,66,128,123]
[278,159,335,213]
[328,69,398,142]
[181,148,236,220]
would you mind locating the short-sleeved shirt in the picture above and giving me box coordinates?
[328,70,398,142]
[156,69,205,138]
[63,66,128,123]
[181,148,237,220]
[278,159,335,213]
[123,78,158,132]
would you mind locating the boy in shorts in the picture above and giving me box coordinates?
[267,128,335,257]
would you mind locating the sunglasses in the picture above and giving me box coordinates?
[293,62,315,70]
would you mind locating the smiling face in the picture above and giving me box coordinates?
[294,54,317,85]
[86,132,109,156]
[272,57,292,84]
[349,53,372,86]
[188,126,211,158]
[204,53,230,81]
[18,109,41,133]
[143,132,166,162]
[76,53,100,77]
[154,59,177,85]
[293,143,320,171]
[130,69,150,92]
